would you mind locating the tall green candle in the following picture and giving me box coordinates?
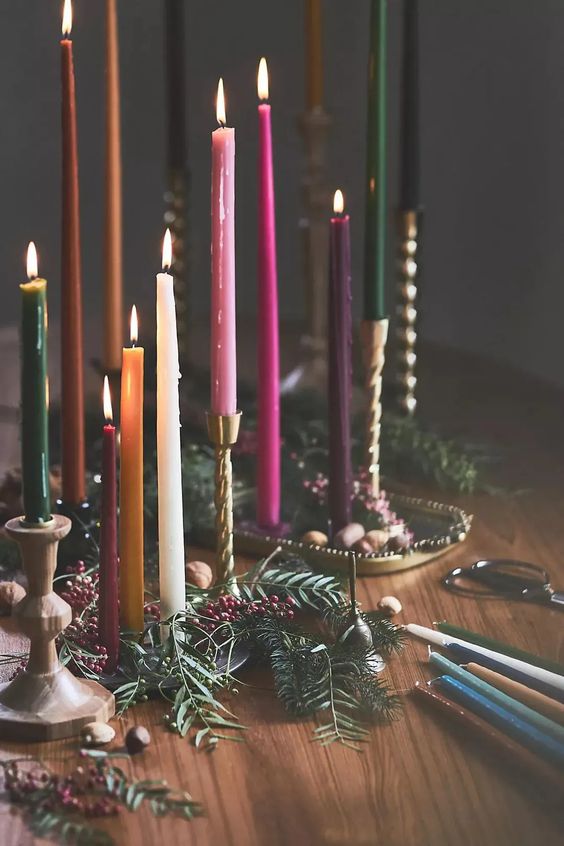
[20,243,51,525]
[364,0,388,321]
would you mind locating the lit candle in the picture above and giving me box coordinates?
[256,58,280,529]
[100,376,119,671]
[211,78,237,415]
[104,0,123,373]
[61,0,86,504]
[119,307,144,633]
[364,0,388,321]
[305,0,323,110]
[328,189,353,534]
[157,229,185,624]
[20,243,51,525]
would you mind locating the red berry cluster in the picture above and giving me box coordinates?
[59,561,109,675]
[194,593,296,634]
[4,760,120,819]
[60,561,98,611]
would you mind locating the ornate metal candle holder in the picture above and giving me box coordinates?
[206,411,242,593]
[0,515,114,740]
[361,318,389,497]
[396,209,422,415]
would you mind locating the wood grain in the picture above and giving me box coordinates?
[1,343,564,845]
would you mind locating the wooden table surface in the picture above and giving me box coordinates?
[1,344,564,846]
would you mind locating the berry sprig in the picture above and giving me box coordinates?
[194,593,296,634]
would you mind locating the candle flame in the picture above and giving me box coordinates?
[130,305,138,346]
[103,375,113,422]
[333,189,344,215]
[62,0,72,36]
[216,78,226,126]
[257,57,269,100]
[26,242,38,280]
[162,228,172,271]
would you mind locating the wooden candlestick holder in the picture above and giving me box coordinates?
[0,515,114,741]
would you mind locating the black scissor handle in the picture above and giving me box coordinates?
[444,559,552,600]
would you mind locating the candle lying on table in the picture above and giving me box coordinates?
[466,663,564,726]
[405,623,564,693]
[99,376,119,672]
[20,243,51,525]
[328,189,353,533]
[211,78,236,416]
[60,0,86,505]
[434,675,564,770]
[256,58,280,530]
[157,229,186,625]
[119,306,144,633]
[435,621,564,677]
[429,651,564,745]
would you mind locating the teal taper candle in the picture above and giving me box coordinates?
[20,243,51,525]
[364,0,388,321]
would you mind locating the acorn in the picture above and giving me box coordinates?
[125,725,151,755]
[377,595,403,617]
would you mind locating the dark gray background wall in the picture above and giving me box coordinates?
[2,1,564,386]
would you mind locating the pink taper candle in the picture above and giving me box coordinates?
[211,78,237,414]
[257,58,280,528]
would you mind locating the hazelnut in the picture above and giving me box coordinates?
[80,721,115,747]
[352,537,374,554]
[377,595,403,617]
[363,529,390,552]
[125,725,151,755]
[333,523,365,550]
[301,530,329,548]
[186,560,213,590]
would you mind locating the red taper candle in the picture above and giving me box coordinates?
[328,189,353,534]
[61,0,86,505]
[99,376,119,673]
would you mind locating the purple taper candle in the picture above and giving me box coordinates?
[328,189,353,534]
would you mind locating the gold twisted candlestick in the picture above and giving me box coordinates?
[361,318,389,497]
[206,411,241,592]
[397,209,421,415]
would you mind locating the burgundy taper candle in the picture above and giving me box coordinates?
[328,190,352,534]
[61,0,86,505]
[99,376,119,673]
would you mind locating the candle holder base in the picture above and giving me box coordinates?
[206,411,242,593]
[0,515,114,741]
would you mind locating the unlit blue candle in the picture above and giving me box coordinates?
[435,675,564,770]
[429,651,564,746]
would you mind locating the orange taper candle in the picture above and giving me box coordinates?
[119,306,144,632]
[61,0,86,505]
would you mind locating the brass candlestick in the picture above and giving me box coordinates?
[396,209,421,415]
[361,318,389,497]
[206,411,241,593]
[0,515,114,741]
[340,553,373,649]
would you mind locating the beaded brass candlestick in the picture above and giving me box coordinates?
[361,318,389,497]
[396,209,421,415]
[0,515,114,741]
[206,411,242,593]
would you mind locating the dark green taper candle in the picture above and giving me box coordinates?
[364,0,388,321]
[20,243,51,524]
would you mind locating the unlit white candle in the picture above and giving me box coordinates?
[157,235,185,624]
[405,624,564,692]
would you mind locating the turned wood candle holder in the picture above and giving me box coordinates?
[0,515,114,741]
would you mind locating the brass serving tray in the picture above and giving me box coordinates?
[231,493,472,576]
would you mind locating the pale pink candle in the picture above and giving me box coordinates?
[256,58,280,528]
[211,78,237,415]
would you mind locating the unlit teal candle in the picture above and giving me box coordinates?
[429,651,564,746]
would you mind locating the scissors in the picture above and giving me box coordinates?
[443,559,564,608]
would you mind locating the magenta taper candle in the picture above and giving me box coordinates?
[211,78,237,415]
[328,190,353,534]
[99,376,119,673]
[256,59,280,528]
